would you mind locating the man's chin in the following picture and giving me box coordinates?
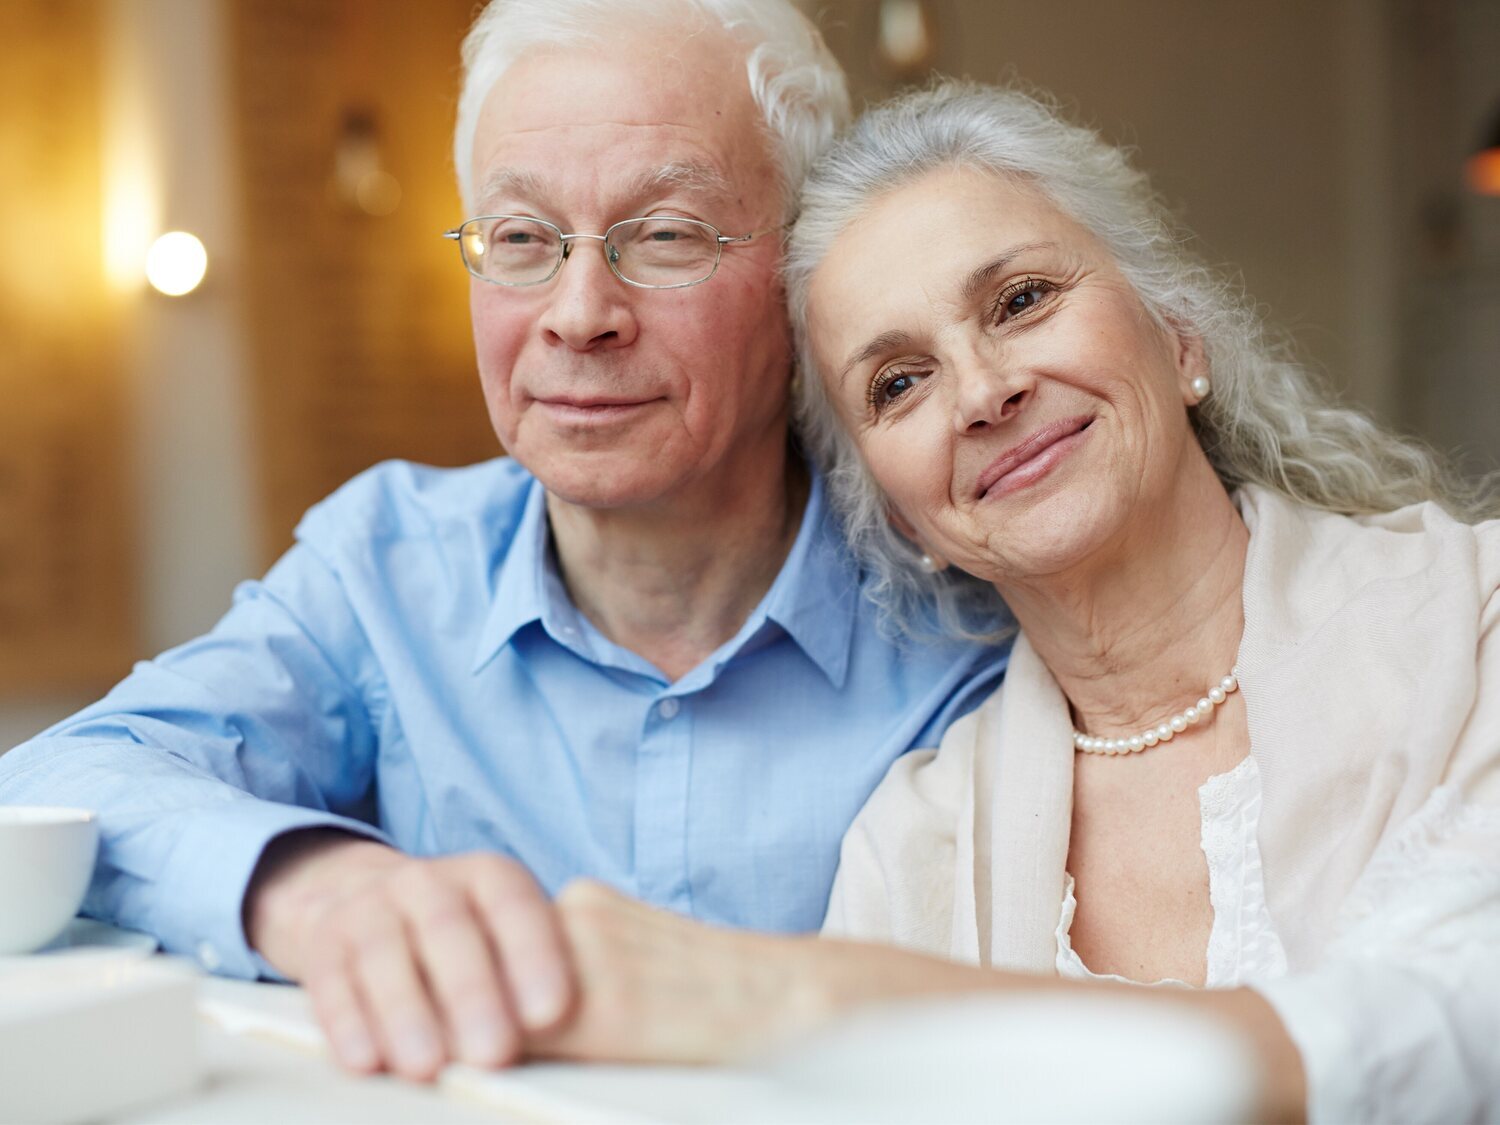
[524,455,685,511]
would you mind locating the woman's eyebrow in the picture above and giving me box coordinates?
[960,241,1058,302]
[835,241,1061,384]
[839,329,917,384]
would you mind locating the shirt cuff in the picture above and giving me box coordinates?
[1252,960,1476,1125]
[152,797,391,980]
[1252,968,1365,1124]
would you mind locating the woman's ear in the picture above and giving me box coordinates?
[1172,329,1211,405]
[887,506,949,573]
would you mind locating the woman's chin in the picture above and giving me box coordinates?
[970,496,1124,584]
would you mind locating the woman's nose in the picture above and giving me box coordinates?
[951,350,1034,433]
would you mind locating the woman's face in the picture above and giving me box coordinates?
[806,164,1208,584]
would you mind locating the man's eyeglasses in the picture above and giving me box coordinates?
[442,215,775,290]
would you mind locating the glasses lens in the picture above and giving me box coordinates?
[608,219,719,286]
[461,217,562,285]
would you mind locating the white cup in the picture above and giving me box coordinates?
[0,807,100,955]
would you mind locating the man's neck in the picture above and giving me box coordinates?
[546,442,810,683]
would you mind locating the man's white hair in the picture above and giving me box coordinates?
[453,0,851,214]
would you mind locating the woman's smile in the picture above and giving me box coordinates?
[973,415,1095,501]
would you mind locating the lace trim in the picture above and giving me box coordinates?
[1199,757,1288,986]
[1054,874,1193,989]
[1330,784,1500,952]
[1056,756,1288,988]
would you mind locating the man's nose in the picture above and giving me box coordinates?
[536,239,639,351]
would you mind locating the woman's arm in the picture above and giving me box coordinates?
[529,880,1306,1122]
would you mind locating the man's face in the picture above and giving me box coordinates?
[467,31,791,509]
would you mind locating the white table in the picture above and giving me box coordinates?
[15,929,1259,1124]
[120,975,840,1124]
[124,987,508,1124]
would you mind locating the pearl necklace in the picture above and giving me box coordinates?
[1073,669,1239,755]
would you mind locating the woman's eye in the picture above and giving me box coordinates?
[873,370,925,411]
[995,279,1054,323]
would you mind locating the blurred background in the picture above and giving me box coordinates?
[2,0,1497,750]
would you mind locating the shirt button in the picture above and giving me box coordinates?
[657,698,681,720]
[197,941,221,972]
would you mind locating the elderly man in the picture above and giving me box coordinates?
[0,0,1005,1080]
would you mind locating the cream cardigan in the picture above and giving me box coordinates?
[824,487,1500,1122]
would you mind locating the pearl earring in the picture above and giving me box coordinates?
[919,553,939,573]
[1190,376,1212,400]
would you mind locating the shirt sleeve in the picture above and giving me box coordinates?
[1251,789,1500,1124]
[1251,522,1500,1123]
[0,538,392,979]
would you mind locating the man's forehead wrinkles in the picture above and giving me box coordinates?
[476,124,749,214]
[495,119,703,136]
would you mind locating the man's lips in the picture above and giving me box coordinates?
[536,396,658,408]
[974,415,1094,499]
[533,396,663,421]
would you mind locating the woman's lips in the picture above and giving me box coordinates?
[975,415,1094,500]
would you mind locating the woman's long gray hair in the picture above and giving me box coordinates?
[786,82,1497,641]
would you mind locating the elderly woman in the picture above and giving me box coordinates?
[530,84,1500,1121]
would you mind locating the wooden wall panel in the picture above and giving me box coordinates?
[0,0,135,693]
[232,0,500,564]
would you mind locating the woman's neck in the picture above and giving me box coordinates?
[999,463,1249,736]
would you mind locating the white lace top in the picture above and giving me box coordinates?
[1055,756,1290,988]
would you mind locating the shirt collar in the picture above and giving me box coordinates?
[755,469,857,689]
[472,477,553,674]
[471,467,859,687]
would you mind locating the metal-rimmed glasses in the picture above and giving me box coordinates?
[443,215,776,290]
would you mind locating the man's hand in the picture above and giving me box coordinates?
[245,832,574,1080]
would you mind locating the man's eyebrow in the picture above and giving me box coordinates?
[960,241,1058,302]
[839,329,918,385]
[475,168,550,212]
[626,160,736,206]
[474,161,735,217]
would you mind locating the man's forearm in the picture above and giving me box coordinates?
[0,736,390,978]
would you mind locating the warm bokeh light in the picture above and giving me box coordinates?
[355,170,402,217]
[101,22,160,295]
[878,0,934,72]
[145,231,208,296]
[1467,148,1500,196]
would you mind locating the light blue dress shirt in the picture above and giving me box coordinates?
[0,458,1007,978]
